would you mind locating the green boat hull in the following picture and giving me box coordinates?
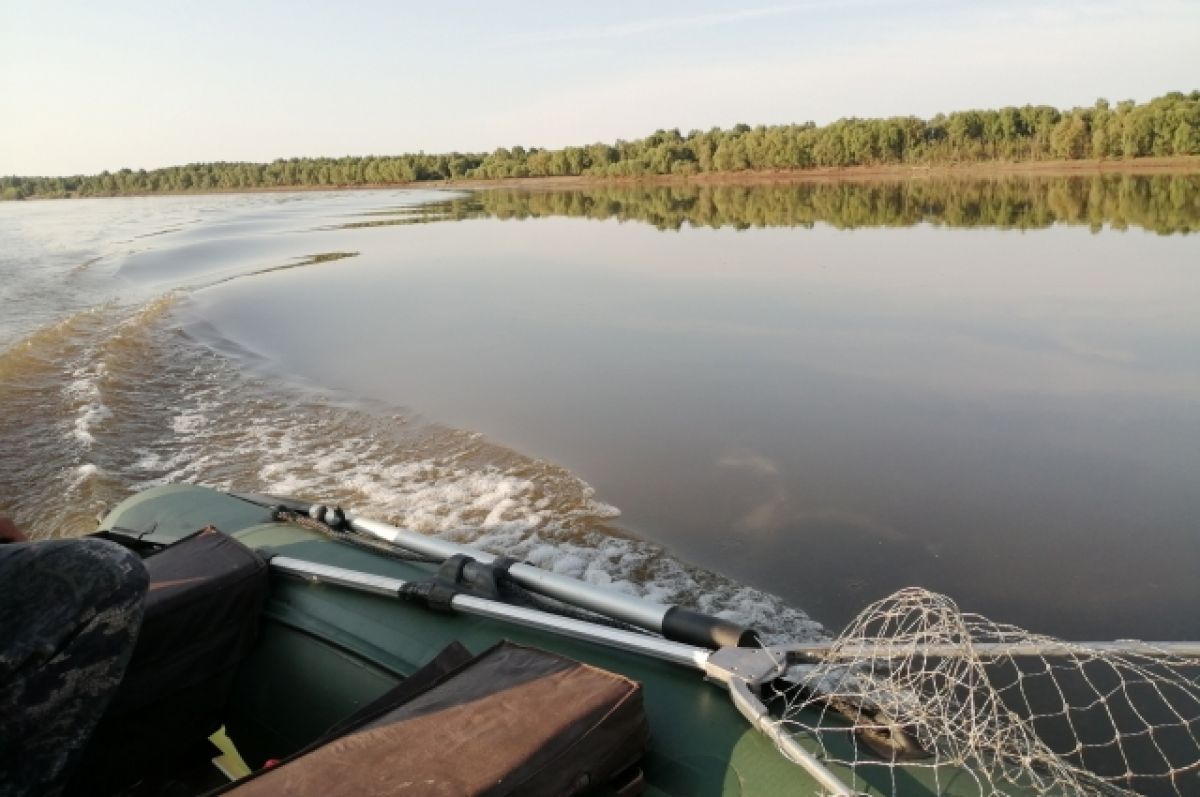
[100,485,995,796]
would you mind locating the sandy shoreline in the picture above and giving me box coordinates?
[14,156,1200,201]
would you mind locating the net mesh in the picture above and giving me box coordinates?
[777,588,1200,796]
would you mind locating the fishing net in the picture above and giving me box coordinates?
[776,588,1200,796]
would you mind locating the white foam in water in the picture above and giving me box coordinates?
[72,403,112,447]
[65,359,112,449]
[117,346,826,642]
[74,462,102,481]
[131,448,177,473]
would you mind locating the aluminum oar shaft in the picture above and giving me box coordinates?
[348,514,753,649]
[269,555,707,668]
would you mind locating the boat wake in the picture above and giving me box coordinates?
[0,285,824,642]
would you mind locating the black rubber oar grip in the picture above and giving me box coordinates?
[662,606,758,648]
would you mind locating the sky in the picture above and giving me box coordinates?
[2,0,1198,176]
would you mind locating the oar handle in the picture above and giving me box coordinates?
[348,515,755,649]
[663,606,758,648]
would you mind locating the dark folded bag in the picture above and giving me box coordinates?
[223,640,649,797]
[69,527,269,793]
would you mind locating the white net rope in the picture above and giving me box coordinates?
[778,588,1200,796]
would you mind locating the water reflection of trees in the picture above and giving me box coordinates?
[424,175,1200,235]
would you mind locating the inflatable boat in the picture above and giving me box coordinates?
[78,484,1140,796]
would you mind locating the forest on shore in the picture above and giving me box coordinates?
[3,91,1199,200]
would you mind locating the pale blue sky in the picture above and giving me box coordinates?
[2,0,1197,176]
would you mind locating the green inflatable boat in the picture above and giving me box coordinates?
[82,484,1200,797]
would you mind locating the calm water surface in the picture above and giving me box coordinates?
[2,176,1198,641]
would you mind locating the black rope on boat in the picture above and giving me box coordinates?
[270,507,650,634]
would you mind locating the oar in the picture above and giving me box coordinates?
[307,505,757,650]
[268,554,862,797]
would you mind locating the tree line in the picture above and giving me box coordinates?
[357,174,1200,235]
[3,92,1198,200]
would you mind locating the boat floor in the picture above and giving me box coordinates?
[100,741,228,797]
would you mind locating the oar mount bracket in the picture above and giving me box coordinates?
[702,645,788,689]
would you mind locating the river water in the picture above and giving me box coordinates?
[1,176,1197,642]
